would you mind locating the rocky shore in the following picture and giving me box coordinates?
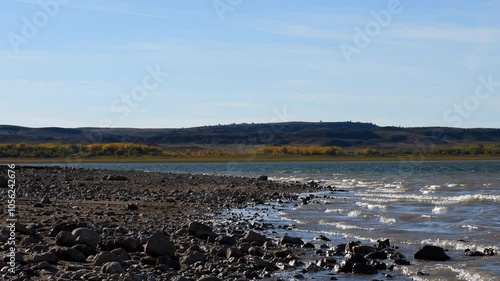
[0,166,494,281]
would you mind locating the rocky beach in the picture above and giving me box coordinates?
[0,165,495,281]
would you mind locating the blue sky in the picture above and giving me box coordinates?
[1,0,499,128]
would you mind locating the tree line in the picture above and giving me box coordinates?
[0,143,498,158]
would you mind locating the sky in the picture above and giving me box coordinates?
[1,0,499,128]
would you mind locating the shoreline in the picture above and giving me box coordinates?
[0,165,494,280]
[1,154,500,163]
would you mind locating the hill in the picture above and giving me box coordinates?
[1,122,500,152]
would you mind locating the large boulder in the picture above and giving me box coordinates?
[280,235,304,245]
[144,232,176,258]
[414,245,450,261]
[180,251,206,265]
[33,252,58,264]
[72,228,101,247]
[101,261,123,274]
[242,230,267,243]
[55,231,76,247]
[94,251,122,266]
[188,222,217,240]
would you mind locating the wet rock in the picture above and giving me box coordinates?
[33,252,58,264]
[248,246,264,256]
[144,232,176,258]
[394,258,411,265]
[352,263,378,274]
[352,245,375,255]
[55,231,76,247]
[365,251,388,260]
[72,228,101,247]
[188,222,217,240]
[376,238,390,248]
[483,248,495,256]
[315,235,331,241]
[101,261,123,274]
[242,230,267,243]
[49,246,86,262]
[257,175,268,181]
[94,251,122,266]
[334,260,353,273]
[280,235,304,245]
[465,249,485,256]
[346,253,368,264]
[414,245,450,261]
[274,249,292,258]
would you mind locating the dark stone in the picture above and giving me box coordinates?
[394,258,411,265]
[49,246,86,262]
[216,235,238,246]
[315,235,331,241]
[376,239,390,248]
[465,249,485,257]
[145,232,176,258]
[188,222,217,240]
[483,248,495,256]
[335,260,353,273]
[49,222,88,237]
[280,235,304,245]
[352,263,378,274]
[180,251,206,265]
[365,251,388,260]
[257,175,268,181]
[127,204,138,211]
[33,252,58,264]
[55,231,76,247]
[72,244,98,257]
[274,249,292,258]
[346,253,368,264]
[414,245,450,261]
[0,176,8,188]
[242,230,267,243]
[226,247,245,259]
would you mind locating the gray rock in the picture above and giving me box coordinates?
[94,251,122,266]
[242,230,267,243]
[280,235,304,245]
[101,261,123,274]
[72,228,101,247]
[49,246,86,262]
[144,232,176,258]
[414,245,450,261]
[110,248,129,260]
[215,235,237,246]
[180,251,206,265]
[33,252,58,264]
[188,222,217,240]
[55,231,76,247]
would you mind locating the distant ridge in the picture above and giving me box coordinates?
[1,122,499,151]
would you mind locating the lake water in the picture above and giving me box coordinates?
[30,161,500,280]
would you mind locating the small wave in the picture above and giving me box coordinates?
[461,224,479,230]
[347,210,362,217]
[357,192,500,205]
[421,238,498,251]
[432,206,448,214]
[355,202,387,210]
[325,208,345,213]
[380,216,396,224]
[319,220,375,231]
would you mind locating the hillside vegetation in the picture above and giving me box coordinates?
[0,143,498,158]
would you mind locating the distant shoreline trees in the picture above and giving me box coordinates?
[0,143,498,158]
